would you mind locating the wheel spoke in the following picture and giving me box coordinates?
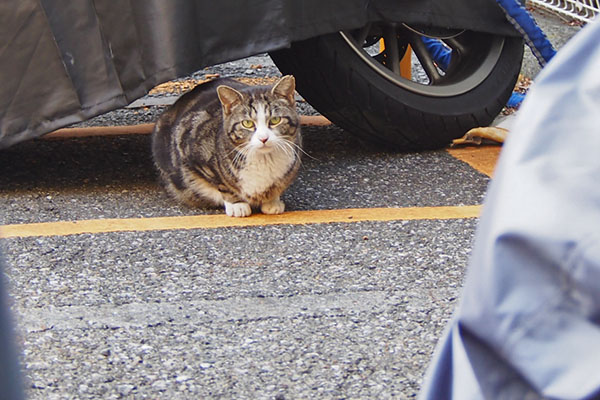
[353,23,372,47]
[383,25,401,75]
[407,32,442,84]
[340,22,507,97]
[443,36,466,56]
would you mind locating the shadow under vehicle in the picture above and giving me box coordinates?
[0,1,524,151]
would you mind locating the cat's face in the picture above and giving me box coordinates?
[217,76,300,155]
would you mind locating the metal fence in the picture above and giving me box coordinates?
[528,0,600,22]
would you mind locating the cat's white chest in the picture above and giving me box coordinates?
[239,150,293,198]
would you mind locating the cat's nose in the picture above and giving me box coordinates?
[259,137,269,144]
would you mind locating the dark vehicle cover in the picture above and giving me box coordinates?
[0,0,517,149]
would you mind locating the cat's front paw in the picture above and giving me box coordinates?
[224,201,252,217]
[261,198,285,215]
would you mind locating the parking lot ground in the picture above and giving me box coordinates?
[0,120,498,399]
[0,121,498,239]
[0,9,579,397]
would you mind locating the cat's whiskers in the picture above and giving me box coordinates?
[273,139,296,159]
[227,142,245,158]
[230,142,252,167]
[280,138,317,161]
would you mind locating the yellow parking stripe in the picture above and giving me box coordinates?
[0,205,481,239]
[446,146,502,178]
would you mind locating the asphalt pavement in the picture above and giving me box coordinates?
[0,8,581,400]
[1,122,485,399]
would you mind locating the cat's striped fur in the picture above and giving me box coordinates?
[152,76,302,217]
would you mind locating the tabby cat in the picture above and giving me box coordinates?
[152,75,302,217]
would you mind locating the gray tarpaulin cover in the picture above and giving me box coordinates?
[0,0,517,149]
[419,20,600,400]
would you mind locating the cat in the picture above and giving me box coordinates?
[151,75,302,217]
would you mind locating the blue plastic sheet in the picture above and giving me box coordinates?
[419,20,600,400]
[496,0,556,66]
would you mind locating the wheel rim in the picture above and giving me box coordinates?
[340,23,506,98]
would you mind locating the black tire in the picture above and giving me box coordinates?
[270,24,524,150]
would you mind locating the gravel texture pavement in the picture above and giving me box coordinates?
[0,124,489,225]
[5,217,475,399]
[0,8,582,400]
[2,123,483,399]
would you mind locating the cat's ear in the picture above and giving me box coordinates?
[271,75,296,106]
[217,85,244,115]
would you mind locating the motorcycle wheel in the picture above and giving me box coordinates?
[270,23,524,150]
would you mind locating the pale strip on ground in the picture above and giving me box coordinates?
[42,116,331,140]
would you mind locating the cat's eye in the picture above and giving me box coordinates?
[269,116,282,126]
[241,120,255,129]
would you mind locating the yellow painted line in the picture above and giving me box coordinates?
[446,146,502,178]
[0,205,481,239]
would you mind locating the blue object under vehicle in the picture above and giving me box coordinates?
[421,0,557,110]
